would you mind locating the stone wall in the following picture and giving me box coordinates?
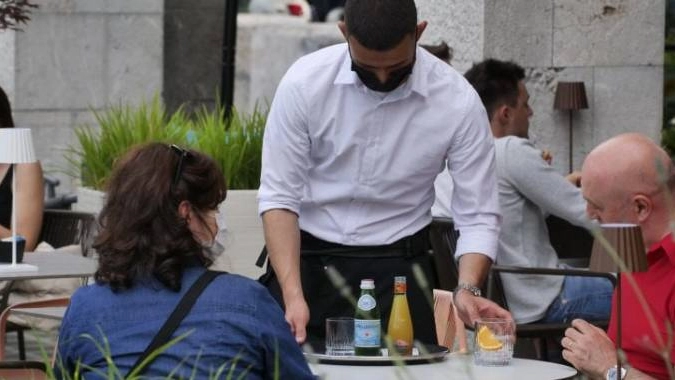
[0,0,163,189]
[235,14,342,114]
[417,0,665,174]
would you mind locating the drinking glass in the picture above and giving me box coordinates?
[325,317,355,356]
[473,318,515,366]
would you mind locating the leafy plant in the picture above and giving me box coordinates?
[66,97,266,190]
[0,0,38,30]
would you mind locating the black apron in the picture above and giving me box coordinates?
[258,226,438,346]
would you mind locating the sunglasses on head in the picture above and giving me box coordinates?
[170,144,192,188]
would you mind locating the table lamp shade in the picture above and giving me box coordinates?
[0,128,37,164]
[589,223,648,273]
[554,82,589,111]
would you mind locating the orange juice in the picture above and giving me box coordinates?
[387,276,413,355]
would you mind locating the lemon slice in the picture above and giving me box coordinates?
[477,325,503,351]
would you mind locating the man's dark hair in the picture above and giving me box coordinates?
[0,85,15,128]
[343,0,417,51]
[464,59,525,120]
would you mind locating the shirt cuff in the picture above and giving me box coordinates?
[455,228,499,261]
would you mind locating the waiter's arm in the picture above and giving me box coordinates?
[446,90,510,325]
[261,208,309,343]
[457,252,491,289]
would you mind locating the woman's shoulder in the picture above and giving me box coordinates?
[208,271,269,297]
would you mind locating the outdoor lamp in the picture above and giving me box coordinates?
[553,81,588,173]
[0,128,38,271]
[589,223,648,380]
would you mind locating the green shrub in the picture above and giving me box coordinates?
[66,97,266,190]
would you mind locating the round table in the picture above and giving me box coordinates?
[309,353,577,380]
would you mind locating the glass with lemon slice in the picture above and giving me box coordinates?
[473,318,515,366]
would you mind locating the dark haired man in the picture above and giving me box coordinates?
[258,0,509,345]
[435,59,613,325]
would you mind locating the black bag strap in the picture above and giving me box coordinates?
[126,270,223,377]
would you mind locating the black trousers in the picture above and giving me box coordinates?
[260,228,438,346]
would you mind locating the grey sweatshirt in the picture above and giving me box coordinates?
[494,136,589,323]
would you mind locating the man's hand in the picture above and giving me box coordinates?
[453,290,512,327]
[541,149,553,165]
[562,319,617,379]
[284,294,310,344]
[566,171,582,187]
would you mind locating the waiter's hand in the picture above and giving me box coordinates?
[284,294,310,344]
[453,290,512,327]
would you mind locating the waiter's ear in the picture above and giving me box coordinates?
[338,21,348,40]
[415,21,428,41]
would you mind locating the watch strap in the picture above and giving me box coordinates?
[455,282,482,297]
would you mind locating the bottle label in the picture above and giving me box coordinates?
[355,319,381,347]
[357,294,376,311]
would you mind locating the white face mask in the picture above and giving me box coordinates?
[202,208,229,256]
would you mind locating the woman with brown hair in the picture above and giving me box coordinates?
[0,85,43,251]
[55,143,314,379]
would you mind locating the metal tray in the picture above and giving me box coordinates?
[304,343,449,366]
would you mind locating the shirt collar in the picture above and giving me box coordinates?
[333,44,429,98]
[647,232,675,266]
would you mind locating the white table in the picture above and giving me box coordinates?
[310,353,577,380]
[0,252,96,281]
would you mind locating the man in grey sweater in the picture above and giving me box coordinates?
[434,59,613,324]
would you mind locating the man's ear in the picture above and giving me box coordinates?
[494,105,510,125]
[633,195,652,223]
[338,21,348,40]
[415,21,428,41]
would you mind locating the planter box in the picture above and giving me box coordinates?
[73,188,265,280]
[214,189,265,279]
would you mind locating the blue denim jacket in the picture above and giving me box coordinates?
[55,266,315,379]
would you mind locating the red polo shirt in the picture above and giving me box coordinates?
[607,233,675,379]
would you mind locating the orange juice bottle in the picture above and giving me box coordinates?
[387,276,413,355]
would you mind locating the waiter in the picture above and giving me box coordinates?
[257,0,510,345]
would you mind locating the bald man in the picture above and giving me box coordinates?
[562,133,675,380]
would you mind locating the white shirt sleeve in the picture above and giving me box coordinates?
[448,95,501,261]
[258,71,310,216]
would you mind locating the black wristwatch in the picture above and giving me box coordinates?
[455,282,482,297]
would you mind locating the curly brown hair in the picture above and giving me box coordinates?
[93,142,226,292]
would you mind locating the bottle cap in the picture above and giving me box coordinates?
[360,279,375,289]
[394,276,407,293]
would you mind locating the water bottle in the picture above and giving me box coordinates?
[354,279,381,356]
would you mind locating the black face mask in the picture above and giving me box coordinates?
[349,42,416,93]
[351,61,414,92]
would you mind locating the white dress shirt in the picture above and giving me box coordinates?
[258,43,501,260]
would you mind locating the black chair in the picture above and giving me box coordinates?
[1,209,96,360]
[546,215,594,267]
[428,217,461,292]
[486,265,615,361]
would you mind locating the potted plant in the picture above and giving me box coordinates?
[66,97,267,278]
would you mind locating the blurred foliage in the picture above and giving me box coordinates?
[0,0,37,30]
[662,0,675,156]
[66,96,267,191]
